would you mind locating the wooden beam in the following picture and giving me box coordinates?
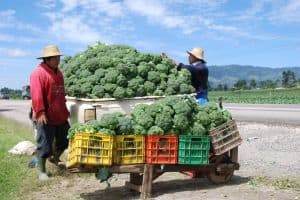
[141,164,153,199]
[125,181,141,193]
[109,164,145,173]
[230,147,238,163]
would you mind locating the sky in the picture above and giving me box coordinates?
[0,0,300,89]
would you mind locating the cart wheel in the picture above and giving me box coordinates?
[207,154,234,184]
[207,168,234,184]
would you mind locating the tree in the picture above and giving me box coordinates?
[217,84,223,91]
[282,70,296,88]
[259,80,277,89]
[223,84,228,91]
[234,80,247,90]
[249,79,257,89]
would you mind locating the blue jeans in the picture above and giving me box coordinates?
[197,98,208,106]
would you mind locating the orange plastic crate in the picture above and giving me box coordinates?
[146,135,178,164]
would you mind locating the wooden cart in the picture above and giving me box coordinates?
[69,146,239,199]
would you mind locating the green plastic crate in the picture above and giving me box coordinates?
[178,135,210,165]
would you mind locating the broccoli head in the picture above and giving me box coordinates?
[148,126,164,135]
[113,87,126,99]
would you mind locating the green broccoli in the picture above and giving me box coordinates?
[113,87,126,99]
[137,62,152,78]
[98,128,116,135]
[144,81,155,94]
[116,74,127,87]
[128,77,144,91]
[92,85,105,98]
[104,83,117,94]
[136,85,147,97]
[147,71,161,84]
[194,111,211,126]
[173,114,190,134]
[147,126,164,135]
[191,123,207,135]
[98,113,120,130]
[133,125,147,134]
[117,116,133,135]
[155,113,173,133]
[126,88,135,98]
[153,89,164,96]
[156,64,169,74]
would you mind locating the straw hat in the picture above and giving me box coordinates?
[187,48,205,62]
[37,45,63,59]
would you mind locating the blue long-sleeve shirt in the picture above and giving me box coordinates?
[181,61,209,99]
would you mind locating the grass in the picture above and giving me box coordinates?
[248,176,300,191]
[0,116,38,200]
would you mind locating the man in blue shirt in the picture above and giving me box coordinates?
[177,48,209,105]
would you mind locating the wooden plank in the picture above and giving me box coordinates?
[154,164,214,173]
[125,181,141,192]
[109,164,145,173]
[230,147,238,163]
[146,165,154,197]
[141,164,153,199]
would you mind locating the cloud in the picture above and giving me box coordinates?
[269,0,300,23]
[124,0,197,33]
[0,48,28,57]
[0,10,16,28]
[36,0,57,9]
[0,33,14,42]
[49,15,103,44]
[0,9,41,32]
[60,0,123,17]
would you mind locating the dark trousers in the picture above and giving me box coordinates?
[36,122,70,159]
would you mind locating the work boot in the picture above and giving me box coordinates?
[39,172,49,181]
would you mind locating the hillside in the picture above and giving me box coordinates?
[209,65,300,87]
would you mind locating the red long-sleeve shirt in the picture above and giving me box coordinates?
[30,63,69,125]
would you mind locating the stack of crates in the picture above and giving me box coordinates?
[178,135,210,165]
[146,135,178,164]
[67,133,114,168]
[113,135,145,165]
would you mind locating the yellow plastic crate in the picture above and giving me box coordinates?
[113,135,145,165]
[67,133,113,168]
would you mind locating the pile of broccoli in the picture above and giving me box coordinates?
[130,95,232,135]
[68,95,233,138]
[68,112,134,138]
[60,42,194,99]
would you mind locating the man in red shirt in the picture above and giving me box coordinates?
[30,45,70,181]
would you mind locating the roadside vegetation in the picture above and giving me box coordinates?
[209,88,300,104]
[0,116,36,200]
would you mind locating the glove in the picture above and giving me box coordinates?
[177,63,184,71]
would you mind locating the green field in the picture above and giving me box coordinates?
[209,88,300,104]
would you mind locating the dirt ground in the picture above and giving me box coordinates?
[20,122,300,200]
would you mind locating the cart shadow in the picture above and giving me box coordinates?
[80,175,249,200]
[151,175,249,198]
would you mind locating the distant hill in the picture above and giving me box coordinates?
[208,65,300,88]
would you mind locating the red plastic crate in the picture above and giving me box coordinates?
[146,135,178,164]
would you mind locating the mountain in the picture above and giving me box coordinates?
[208,65,300,87]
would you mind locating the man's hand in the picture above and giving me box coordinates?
[37,114,48,125]
[161,52,178,65]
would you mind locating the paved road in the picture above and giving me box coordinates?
[0,99,32,126]
[0,100,300,126]
[223,103,300,126]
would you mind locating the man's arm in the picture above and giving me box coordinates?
[30,71,47,124]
